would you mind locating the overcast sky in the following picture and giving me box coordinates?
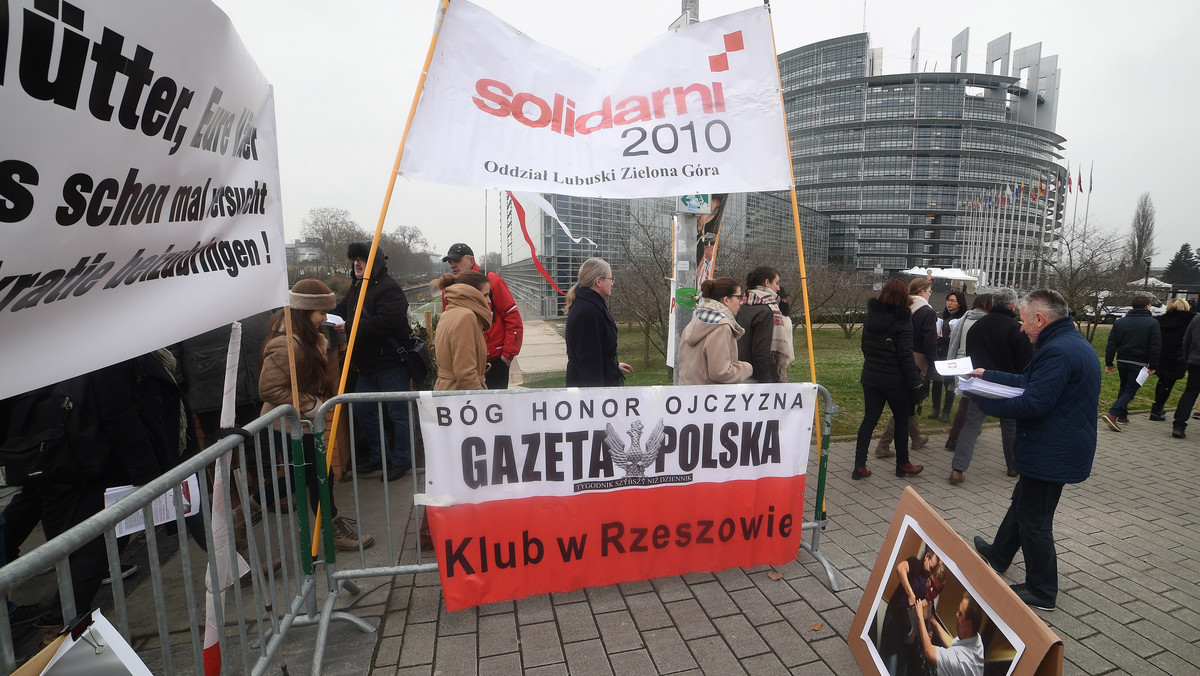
[212,0,1194,268]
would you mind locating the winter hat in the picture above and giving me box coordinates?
[289,279,336,311]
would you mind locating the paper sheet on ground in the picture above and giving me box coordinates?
[956,376,1025,399]
[105,475,202,538]
[935,357,973,376]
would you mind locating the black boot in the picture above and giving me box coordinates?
[1149,404,1166,421]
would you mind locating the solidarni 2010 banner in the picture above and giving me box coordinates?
[0,1,288,399]
[399,0,792,198]
[417,383,817,611]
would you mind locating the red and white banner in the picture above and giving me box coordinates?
[399,1,792,198]
[417,383,817,611]
[0,1,288,399]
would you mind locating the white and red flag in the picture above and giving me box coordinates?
[417,383,817,611]
[399,0,792,198]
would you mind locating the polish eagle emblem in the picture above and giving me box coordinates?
[605,419,666,477]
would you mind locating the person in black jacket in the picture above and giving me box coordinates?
[333,242,413,480]
[1150,299,1196,421]
[875,278,938,457]
[853,279,926,480]
[565,258,632,387]
[929,290,966,422]
[736,266,788,383]
[1101,296,1162,431]
[2,354,184,626]
[952,287,1033,481]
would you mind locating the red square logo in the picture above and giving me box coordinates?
[724,31,744,53]
[709,53,729,72]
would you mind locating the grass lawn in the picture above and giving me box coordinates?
[520,323,1186,438]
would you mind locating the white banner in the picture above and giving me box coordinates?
[0,1,289,399]
[399,1,792,198]
[418,383,817,505]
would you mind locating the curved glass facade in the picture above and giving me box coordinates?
[782,33,1068,288]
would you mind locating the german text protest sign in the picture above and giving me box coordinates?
[0,0,288,399]
[399,0,792,198]
[417,383,816,611]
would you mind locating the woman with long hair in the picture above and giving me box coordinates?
[854,279,925,480]
[929,290,967,422]
[736,266,794,383]
[431,271,492,391]
[875,277,937,457]
[679,277,753,385]
[259,279,373,550]
[565,258,632,387]
[1151,298,1197,420]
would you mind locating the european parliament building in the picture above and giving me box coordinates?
[782,30,1068,287]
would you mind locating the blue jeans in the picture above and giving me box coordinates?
[1108,362,1144,419]
[990,475,1064,602]
[353,366,412,467]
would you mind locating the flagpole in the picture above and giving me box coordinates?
[1083,160,1094,230]
[1071,162,1080,229]
[313,0,453,556]
[767,7,827,522]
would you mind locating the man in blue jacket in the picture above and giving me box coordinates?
[969,289,1100,611]
[1101,295,1161,431]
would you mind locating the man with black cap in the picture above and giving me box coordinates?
[333,242,412,480]
[443,243,523,389]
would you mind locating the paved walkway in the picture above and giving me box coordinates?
[346,321,1200,675]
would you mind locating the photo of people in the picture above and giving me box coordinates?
[863,518,1024,676]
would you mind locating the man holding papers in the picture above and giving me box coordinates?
[969,289,1100,612]
[1101,296,1161,431]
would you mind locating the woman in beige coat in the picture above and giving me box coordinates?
[258,279,372,550]
[432,271,492,391]
[678,277,753,385]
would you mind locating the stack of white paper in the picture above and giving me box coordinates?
[956,376,1024,400]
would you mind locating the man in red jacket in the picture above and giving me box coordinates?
[443,243,523,389]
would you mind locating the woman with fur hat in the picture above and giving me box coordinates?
[432,271,492,391]
[678,277,753,385]
[259,279,373,551]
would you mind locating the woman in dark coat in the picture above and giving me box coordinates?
[565,258,632,387]
[1151,298,1197,420]
[929,290,966,422]
[854,279,926,479]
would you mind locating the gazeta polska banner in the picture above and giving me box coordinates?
[417,383,817,611]
[0,1,288,399]
[399,1,792,198]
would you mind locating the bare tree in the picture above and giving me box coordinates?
[1123,192,1157,277]
[608,203,674,366]
[379,224,433,283]
[300,207,368,276]
[1043,217,1127,342]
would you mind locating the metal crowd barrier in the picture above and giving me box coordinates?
[0,384,842,674]
[0,405,370,675]
[304,384,843,672]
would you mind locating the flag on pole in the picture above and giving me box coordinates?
[398,0,791,198]
[1067,167,1072,192]
[1088,163,1093,193]
[203,323,251,676]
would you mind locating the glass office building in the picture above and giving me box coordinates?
[782,31,1068,288]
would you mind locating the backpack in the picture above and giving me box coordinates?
[0,376,106,486]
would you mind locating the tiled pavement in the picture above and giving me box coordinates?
[326,411,1200,675]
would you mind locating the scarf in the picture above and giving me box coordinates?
[694,297,745,338]
[748,286,793,359]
